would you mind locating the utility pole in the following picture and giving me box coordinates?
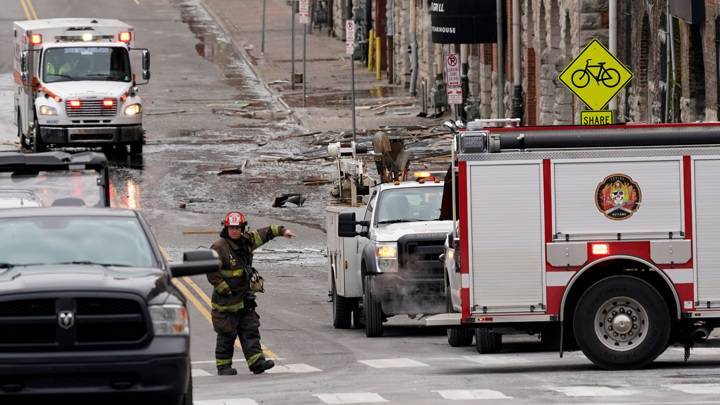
[609,0,617,117]
[496,0,504,118]
[261,0,267,54]
[511,0,523,122]
[291,0,296,90]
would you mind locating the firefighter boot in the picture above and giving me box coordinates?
[250,359,275,374]
[217,365,238,376]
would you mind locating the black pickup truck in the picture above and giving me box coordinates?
[0,208,218,404]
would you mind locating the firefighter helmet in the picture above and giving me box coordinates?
[223,211,247,228]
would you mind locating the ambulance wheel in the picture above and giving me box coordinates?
[475,328,502,353]
[32,119,46,153]
[363,275,384,337]
[130,141,143,155]
[17,111,28,150]
[573,276,670,370]
[332,278,353,329]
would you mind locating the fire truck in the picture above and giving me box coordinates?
[448,121,720,369]
[13,18,150,154]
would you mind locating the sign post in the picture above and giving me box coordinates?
[446,53,463,117]
[346,20,357,142]
[300,0,309,107]
[558,38,633,125]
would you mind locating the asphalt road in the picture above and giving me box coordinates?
[3,1,720,404]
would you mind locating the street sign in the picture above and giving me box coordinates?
[299,0,310,24]
[447,88,463,105]
[445,53,461,87]
[581,110,614,126]
[558,39,633,111]
[345,20,355,55]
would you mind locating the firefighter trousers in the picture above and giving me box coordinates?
[212,308,264,370]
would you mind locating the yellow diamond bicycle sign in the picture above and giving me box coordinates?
[558,39,633,111]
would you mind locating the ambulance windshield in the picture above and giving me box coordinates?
[376,186,444,224]
[43,47,131,83]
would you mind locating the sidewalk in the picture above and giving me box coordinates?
[201,0,444,134]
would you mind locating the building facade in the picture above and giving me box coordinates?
[327,0,719,124]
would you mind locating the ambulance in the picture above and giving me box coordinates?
[13,18,150,154]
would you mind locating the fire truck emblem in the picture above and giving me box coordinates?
[595,174,641,220]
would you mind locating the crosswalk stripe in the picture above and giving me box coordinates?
[550,386,635,397]
[665,384,720,395]
[194,399,259,405]
[265,363,322,373]
[358,358,429,368]
[314,393,388,404]
[434,389,512,400]
[462,355,533,365]
[192,368,213,377]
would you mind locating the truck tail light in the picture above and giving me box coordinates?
[119,31,132,43]
[591,243,609,255]
[103,99,115,107]
[69,100,81,108]
[30,34,42,45]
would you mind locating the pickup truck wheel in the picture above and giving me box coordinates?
[475,328,502,353]
[573,276,670,370]
[332,278,353,329]
[130,141,143,155]
[363,275,384,337]
[446,293,473,346]
[179,371,193,405]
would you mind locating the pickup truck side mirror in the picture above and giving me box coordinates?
[170,249,220,277]
[141,49,151,81]
[338,212,369,238]
[20,51,29,82]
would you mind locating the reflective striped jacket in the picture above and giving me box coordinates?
[208,225,286,312]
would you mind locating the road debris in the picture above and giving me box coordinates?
[272,193,306,207]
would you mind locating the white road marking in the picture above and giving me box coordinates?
[462,355,533,365]
[194,400,259,405]
[665,384,720,395]
[314,393,388,404]
[265,363,321,373]
[550,386,635,397]
[434,389,511,400]
[191,368,213,377]
[669,347,720,356]
[192,358,247,365]
[358,358,429,368]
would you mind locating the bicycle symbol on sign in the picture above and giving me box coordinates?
[570,59,621,88]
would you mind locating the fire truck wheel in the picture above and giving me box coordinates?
[332,278,354,329]
[573,276,671,370]
[475,328,502,353]
[448,327,474,347]
[363,275,384,337]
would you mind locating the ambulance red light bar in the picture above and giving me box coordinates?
[119,32,132,43]
[69,100,82,108]
[102,99,115,107]
[30,34,42,45]
[591,243,610,255]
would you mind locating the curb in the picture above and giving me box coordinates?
[197,0,295,118]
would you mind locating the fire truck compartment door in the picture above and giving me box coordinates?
[468,162,545,313]
[694,158,720,306]
[553,158,683,240]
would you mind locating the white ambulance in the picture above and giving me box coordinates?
[449,121,720,369]
[13,18,150,154]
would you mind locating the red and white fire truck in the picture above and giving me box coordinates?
[450,121,720,369]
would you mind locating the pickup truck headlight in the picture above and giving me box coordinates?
[149,304,189,335]
[124,104,142,116]
[38,105,57,116]
[375,243,398,273]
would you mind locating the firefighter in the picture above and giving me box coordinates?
[208,211,295,375]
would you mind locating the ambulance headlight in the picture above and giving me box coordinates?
[375,243,398,273]
[124,104,142,116]
[149,304,189,335]
[38,105,57,116]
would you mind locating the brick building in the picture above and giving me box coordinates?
[327,0,720,124]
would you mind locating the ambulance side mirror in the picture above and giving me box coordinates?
[20,51,29,82]
[141,49,151,81]
[338,212,369,238]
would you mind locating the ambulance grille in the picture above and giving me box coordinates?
[66,99,118,117]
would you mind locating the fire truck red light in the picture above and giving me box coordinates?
[103,99,115,107]
[69,100,81,108]
[592,243,609,255]
[119,32,132,43]
[30,34,42,45]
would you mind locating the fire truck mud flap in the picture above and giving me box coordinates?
[572,275,671,370]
